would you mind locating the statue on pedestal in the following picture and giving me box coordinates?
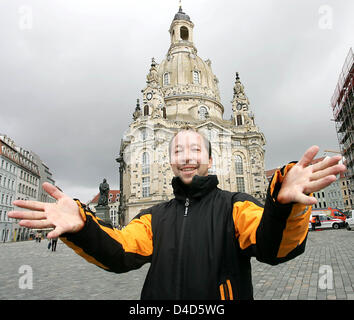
[97,178,110,207]
[95,178,112,224]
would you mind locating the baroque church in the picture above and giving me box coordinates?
[117,6,267,224]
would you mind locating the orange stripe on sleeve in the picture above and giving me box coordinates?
[269,163,296,198]
[84,210,153,257]
[232,201,263,250]
[277,203,312,258]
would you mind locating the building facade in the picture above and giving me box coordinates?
[331,48,354,209]
[0,134,57,242]
[117,7,267,224]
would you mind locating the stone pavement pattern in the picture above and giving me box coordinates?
[0,229,353,300]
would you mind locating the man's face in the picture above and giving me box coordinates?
[170,131,212,185]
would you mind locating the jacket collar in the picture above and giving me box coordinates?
[172,175,219,201]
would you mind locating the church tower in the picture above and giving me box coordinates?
[117,6,267,224]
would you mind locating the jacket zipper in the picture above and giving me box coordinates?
[176,197,189,299]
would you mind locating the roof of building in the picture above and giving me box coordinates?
[173,6,191,22]
[88,190,120,204]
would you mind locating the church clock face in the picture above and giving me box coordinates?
[236,103,242,111]
[146,92,153,100]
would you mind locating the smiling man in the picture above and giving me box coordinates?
[169,128,212,184]
[9,127,346,300]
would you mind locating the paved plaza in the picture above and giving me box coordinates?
[0,228,353,300]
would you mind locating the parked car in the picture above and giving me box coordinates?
[309,213,345,230]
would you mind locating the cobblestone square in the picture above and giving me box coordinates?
[0,229,353,300]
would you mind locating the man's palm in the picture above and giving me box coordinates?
[277,146,346,205]
[8,182,84,238]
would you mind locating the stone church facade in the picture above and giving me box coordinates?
[117,7,267,224]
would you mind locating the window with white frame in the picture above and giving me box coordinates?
[141,128,147,141]
[198,106,208,120]
[163,72,170,86]
[235,155,243,175]
[193,70,200,84]
[142,152,150,175]
[236,177,245,193]
[142,177,150,197]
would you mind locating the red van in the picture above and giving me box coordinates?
[311,207,346,222]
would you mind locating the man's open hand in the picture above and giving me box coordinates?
[8,182,84,238]
[277,146,347,205]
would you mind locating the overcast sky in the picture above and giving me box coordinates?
[0,0,353,203]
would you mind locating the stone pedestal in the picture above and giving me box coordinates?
[95,205,112,224]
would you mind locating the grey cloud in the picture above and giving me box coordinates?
[1,0,353,202]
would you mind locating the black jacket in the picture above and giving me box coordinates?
[61,164,311,300]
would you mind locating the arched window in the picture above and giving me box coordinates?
[235,155,243,175]
[163,72,170,86]
[142,152,150,175]
[236,115,243,126]
[141,128,147,141]
[162,106,167,119]
[193,70,200,84]
[198,106,208,120]
[180,26,189,40]
[144,104,149,116]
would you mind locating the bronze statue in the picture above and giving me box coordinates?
[97,178,110,207]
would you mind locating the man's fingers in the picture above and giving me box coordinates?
[312,155,342,173]
[19,219,54,229]
[47,227,64,239]
[310,164,346,181]
[42,182,65,200]
[298,145,320,168]
[8,210,47,220]
[304,175,337,194]
[12,200,45,211]
[294,193,317,206]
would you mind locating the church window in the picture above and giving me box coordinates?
[142,177,150,198]
[236,177,245,193]
[208,153,217,175]
[141,128,147,141]
[163,72,170,86]
[236,115,243,126]
[180,26,189,40]
[144,104,149,116]
[162,106,167,119]
[198,106,208,120]
[235,155,243,175]
[142,152,150,175]
[193,70,200,84]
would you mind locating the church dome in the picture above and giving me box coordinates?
[173,6,191,22]
[157,53,220,103]
[156,6,222,110]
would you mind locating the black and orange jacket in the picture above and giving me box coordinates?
[60,163,311,300]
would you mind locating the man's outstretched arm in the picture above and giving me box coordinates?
[233,145,346,265]
[8,183,153,273]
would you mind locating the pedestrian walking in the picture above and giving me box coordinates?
[9,128,346,300]
[51,236,58,252]
[311,215,317,231]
